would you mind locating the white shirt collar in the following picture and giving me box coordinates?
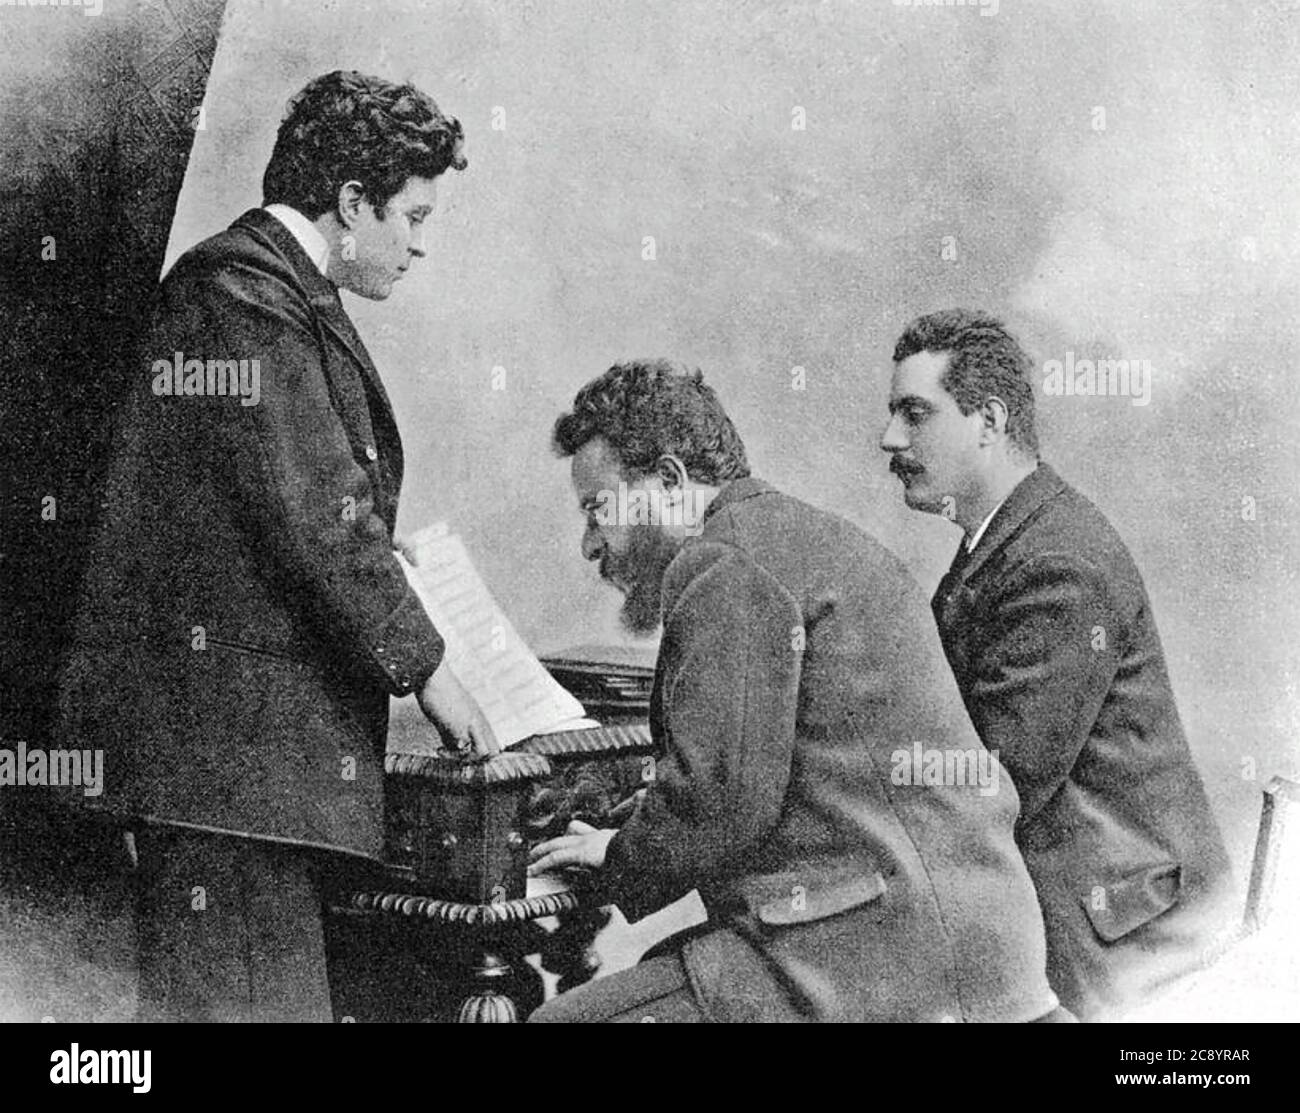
[263,204,330,277]
[965,498,1007,553]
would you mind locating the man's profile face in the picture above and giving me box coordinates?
[338,175,438,300]
[881,349,983,517]
[570,437,683,636]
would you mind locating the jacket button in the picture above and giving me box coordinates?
[365,445,378,461]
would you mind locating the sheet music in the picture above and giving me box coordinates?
[397,524,598,748]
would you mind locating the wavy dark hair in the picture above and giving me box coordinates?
[553,359,750,485]
[893,308,1039,456]
[262,70,466,220]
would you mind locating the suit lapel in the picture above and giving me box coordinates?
[232,209,405,491]
[307,286,405,486]
[932,464,1069,665]
[954,464,1068,588]
[310,287,400,439]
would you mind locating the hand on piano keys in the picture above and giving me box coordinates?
[528,820,616,877]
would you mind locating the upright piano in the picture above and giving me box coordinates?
[328,649,658,1022]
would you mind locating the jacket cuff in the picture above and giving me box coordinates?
[595,826,656,923]
[369,587,445,696]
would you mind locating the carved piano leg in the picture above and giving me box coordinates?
[421,924,546,1023]
[540,906,610,995]
[455,951,521,1023]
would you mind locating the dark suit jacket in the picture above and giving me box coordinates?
[56,209,443,860]
[598,478,1058,1022]
[932,463,1233,1019]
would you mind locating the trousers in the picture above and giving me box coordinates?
[133,826,338,1023]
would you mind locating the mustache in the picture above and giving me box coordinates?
[889,456,923,477]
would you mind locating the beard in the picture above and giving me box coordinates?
[602,527,684,637]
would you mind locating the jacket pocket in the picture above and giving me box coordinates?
[206,635,310,665]
[755,871,887,927]
[1079,862,1181,943]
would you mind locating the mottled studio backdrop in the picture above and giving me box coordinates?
[163,0,1300,873]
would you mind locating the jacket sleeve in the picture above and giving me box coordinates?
[159,266,443,697]
[964,552,1120,822]
[597,542,804,922]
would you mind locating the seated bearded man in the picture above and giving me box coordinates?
[527,359,1067,1024]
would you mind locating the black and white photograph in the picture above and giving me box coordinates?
[1,0,1296,1081]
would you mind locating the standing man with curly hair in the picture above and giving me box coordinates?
[58,71,495,1022]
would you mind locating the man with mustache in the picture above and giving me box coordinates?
[527,358,1065,1023]
[880,308,1233,1020]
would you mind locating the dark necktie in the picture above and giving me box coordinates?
[946,537,975,581]
[934,537,974,616]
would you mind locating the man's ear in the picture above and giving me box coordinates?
[335,180,368,229]
[655,454,688,493]
[979,396,1010,445]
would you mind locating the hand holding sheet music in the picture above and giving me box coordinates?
[397,524,599,748]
